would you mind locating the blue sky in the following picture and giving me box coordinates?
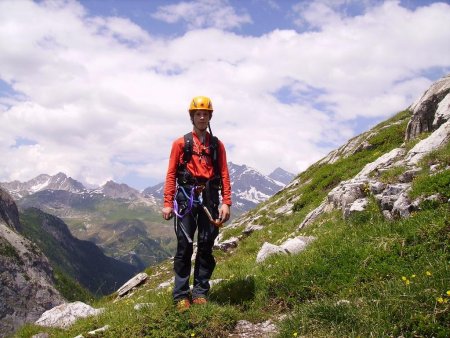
[0,0,449,190]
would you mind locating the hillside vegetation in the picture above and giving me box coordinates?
[15,107,450,337]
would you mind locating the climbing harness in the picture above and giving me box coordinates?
[173,184,223,228]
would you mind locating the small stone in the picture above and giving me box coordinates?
[88,325,110,335]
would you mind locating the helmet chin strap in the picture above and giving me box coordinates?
[208,122,214,138]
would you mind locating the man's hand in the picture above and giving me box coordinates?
[162,207,174,220]
[218,204,231,223]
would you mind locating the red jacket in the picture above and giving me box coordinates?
[164,131,232,208]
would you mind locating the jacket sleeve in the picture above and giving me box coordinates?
[218,140,232,206]
[163,139,182,208]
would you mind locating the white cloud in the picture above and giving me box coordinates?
[0,0,449,189]
[152,0,252,30]
[293,1,344,29]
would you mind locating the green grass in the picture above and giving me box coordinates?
[410,140,450,203]
[12,110,450,337]
[53,267,95,303]
[270,204,450,337]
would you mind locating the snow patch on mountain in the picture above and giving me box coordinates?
[235,186,271,204]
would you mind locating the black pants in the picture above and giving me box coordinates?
[173,202,219,301]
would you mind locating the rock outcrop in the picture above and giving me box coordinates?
[406,74,450,141]
[0,188,64,336]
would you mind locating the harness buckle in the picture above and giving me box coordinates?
[195,184,206,195]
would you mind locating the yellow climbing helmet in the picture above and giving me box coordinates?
[189,96,213,112]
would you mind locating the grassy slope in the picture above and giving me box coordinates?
[15,111,450,337]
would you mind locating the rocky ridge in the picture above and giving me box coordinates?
[0,188,64,337]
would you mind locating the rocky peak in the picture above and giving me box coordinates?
[0,172,86,199]
[142,182,164,199]
[406,74,450,141]
[228,162,285,213]
[99,180,140,199]
[268,167,295,185]
[46,172,85,192]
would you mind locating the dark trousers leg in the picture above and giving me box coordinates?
[173,212,196,301]
[192,210,219,299]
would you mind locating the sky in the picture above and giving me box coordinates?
[0,0,449,190]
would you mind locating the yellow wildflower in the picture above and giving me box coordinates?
[437,297,444,304]
[405,279,410,285]
[426,271,432,276]
[446,290,450,296]
[401,276,407,281]
[411,274,416,278]
[293,333,298,337]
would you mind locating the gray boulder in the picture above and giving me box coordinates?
[230,319,278,337]
[116,272,148,298]
[256,242,286,263]
[35,301,104,329]
[280,236,315,254]
[214,236,240,252]
[242,224,264,235]
[256,236,315,263]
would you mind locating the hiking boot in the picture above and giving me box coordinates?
[192,297,207,305]
[176,298,190,312]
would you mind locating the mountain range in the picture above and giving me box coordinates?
[1,163,293,217]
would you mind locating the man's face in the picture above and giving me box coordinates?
[192,110,211,131]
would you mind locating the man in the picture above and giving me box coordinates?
[162,95,232,311]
